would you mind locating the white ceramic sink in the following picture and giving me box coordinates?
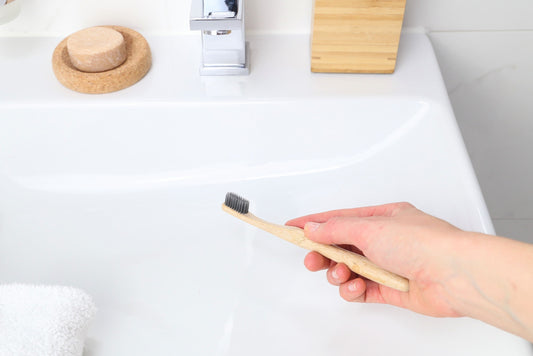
[0,33,530,355]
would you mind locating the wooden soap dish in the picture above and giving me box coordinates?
[52,25,151,94]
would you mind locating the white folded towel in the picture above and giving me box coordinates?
[0,284,97,356]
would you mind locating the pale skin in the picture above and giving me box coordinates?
[285,202,533,342]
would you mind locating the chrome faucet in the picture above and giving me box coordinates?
[189,0,249,75]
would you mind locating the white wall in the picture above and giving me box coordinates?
[2,0,532,242]
[3,0,533,34]
[407,1,533,244]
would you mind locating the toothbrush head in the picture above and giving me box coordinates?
[224,192,249,214]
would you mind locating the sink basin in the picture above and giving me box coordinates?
[0,33,530,355]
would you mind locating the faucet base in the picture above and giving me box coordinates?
[199,42,249,76]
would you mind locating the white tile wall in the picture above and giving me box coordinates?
[404,0,533,31]
[2,0,532,241]
[428,31,533,243]
[430,31,533,217]
[3,0,533,35]
[494,220,533,244]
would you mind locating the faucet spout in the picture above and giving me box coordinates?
[190,0,249,76]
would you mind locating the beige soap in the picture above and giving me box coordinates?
[67,26,127,73]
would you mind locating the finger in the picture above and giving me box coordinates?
[303,217,376,251]
[339,278,367,302]
[326,263,352,286]
[286,209,359,229]
[338,243,363,256]
[285,203,412,229]
[303,251,331,271]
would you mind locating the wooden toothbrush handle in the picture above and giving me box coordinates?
[222,204,410,292]
[293,230,410,292]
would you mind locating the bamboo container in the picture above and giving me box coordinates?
[311,0,407,74]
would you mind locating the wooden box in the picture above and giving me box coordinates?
[311,0,407,74]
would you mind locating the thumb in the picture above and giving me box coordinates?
[303,217,372,252]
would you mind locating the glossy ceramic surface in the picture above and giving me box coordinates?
[0,34,529,355]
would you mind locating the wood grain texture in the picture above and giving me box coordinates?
[311,0,406,73]
[222,204,410,292]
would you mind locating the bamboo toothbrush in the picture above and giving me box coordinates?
[222,192,410,292]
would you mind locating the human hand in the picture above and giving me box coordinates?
[286,202,468,318]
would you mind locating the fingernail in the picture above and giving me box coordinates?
[348,280,358,292]
[332,267,339,280]
[304,222,321,233]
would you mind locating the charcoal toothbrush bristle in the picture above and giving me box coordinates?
[225,192,249,214]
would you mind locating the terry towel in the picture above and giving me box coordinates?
[0,284,97,356]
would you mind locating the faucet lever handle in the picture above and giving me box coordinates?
[190,0,243,30]
[207,11,235,18]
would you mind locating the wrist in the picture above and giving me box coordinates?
[439,231,482,317]
[444,231,533,341]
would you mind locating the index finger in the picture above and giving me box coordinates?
[286,203,402,229]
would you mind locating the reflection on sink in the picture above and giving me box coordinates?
[2,99,429,192]
[0,33,529,355]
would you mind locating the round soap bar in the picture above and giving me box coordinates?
[66,26,127,73]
